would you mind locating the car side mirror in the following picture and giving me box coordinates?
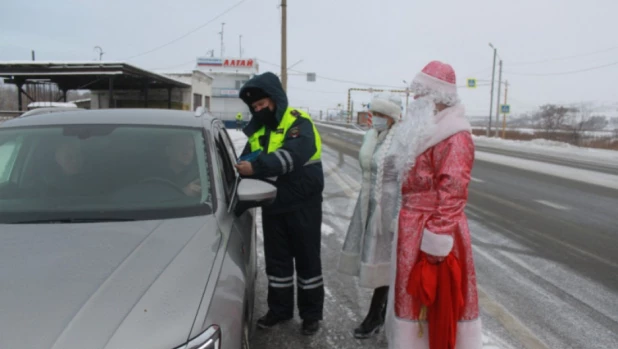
[233,178,277,216]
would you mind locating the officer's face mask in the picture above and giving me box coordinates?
[372,115,390,131]
[253,106,278,129]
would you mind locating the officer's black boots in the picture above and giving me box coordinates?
[256,312,292,329]
[302,319,320,336]
[353,286,389,339]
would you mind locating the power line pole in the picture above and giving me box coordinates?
[219,23,226,57]
[487,43,497,136]
[495,59,503,137]
[502,80,509,139]
[239,35,243,58]
[281,0,288,92]
[31,50,35,61]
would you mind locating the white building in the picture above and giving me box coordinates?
[163,70,214,111]
[195,57,259,121]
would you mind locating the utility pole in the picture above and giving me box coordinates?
[94,46,104,61]
[487,43,497,137]
[219,23,226,57]
[281,0,288,92]
[239,35,243,58]
[495,59,503,137]
[502,80,509,138]
[31,50,35,61]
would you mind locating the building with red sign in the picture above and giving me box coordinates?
[195,57,260,121]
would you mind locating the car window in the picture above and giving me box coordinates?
[214,126,237,200]
[0,125,213,223]
[219,126,238,163]
[0,138,22,184]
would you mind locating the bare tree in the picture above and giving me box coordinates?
[536,104,574,138]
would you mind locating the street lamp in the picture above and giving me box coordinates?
[403,80,410,114]
[487,43,497,137]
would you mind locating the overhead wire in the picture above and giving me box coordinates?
[505,60,618,77]
[507,45,618,66]
[122,0,249,61]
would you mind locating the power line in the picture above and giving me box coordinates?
[505,60,618,77]
[508,45,618,66]
[257,59,404,89]
[123,0,249,61]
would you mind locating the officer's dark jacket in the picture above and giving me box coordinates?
[239,72,324,214]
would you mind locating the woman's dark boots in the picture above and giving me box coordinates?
[353,286,389,339]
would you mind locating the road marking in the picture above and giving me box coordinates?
[471,177,485,183]
[535,200,570,210]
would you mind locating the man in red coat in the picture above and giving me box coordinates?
[384,61,482,349]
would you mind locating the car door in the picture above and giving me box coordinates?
[215,122,255,270]
[211,121,257,336]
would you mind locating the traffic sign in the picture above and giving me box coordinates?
[500,104,510,114]
[467,78,477,88]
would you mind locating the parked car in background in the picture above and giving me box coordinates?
[0,108,274,349]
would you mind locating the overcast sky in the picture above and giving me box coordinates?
[2,0,618,118]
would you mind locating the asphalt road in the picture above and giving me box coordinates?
[248,126,618,349]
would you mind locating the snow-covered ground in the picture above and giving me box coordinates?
[227,129,509,349]
[472,135,618,162]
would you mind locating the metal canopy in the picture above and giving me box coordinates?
[0,62,191,111]
[0,61,190,91]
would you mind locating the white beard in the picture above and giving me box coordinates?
[388,97,437,184]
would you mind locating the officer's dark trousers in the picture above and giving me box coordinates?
[262,206,324,321]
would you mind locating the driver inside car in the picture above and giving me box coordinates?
[36,139,91,196]
[161,134,201,197]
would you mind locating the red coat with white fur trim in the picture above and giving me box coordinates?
[394,130,480,325]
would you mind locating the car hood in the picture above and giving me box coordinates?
[0,216,221,349]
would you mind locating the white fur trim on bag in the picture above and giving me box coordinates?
[370,98,401,120]
[420,229,454,257]
[413,71,457,95]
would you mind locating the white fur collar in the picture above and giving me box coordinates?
[389,100,471,184]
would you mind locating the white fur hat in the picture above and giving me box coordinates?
[369,93,402,120]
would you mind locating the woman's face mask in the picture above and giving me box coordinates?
[372,115,389,131]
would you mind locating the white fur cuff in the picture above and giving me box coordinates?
[420,229,454,257]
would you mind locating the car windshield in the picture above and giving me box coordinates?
[0,124,212,223]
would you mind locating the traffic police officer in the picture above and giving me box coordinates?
[234,72,324,336]
[235,112,243,131]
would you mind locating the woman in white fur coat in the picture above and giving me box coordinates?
[338,93,402,339]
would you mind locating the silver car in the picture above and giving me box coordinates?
[0,109,275,349]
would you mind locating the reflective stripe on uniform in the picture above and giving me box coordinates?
[270,281,295,288]
[273,151,288,173]
[279,149,294,173]
[297,275,323,290]
[268,275,294,288]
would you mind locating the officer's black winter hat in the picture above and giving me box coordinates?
[240,87,270,105]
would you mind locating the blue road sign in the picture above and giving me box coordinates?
[501,104,510,114]
[467,78,477,88]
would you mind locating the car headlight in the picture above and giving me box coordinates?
[174,325,221,349]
